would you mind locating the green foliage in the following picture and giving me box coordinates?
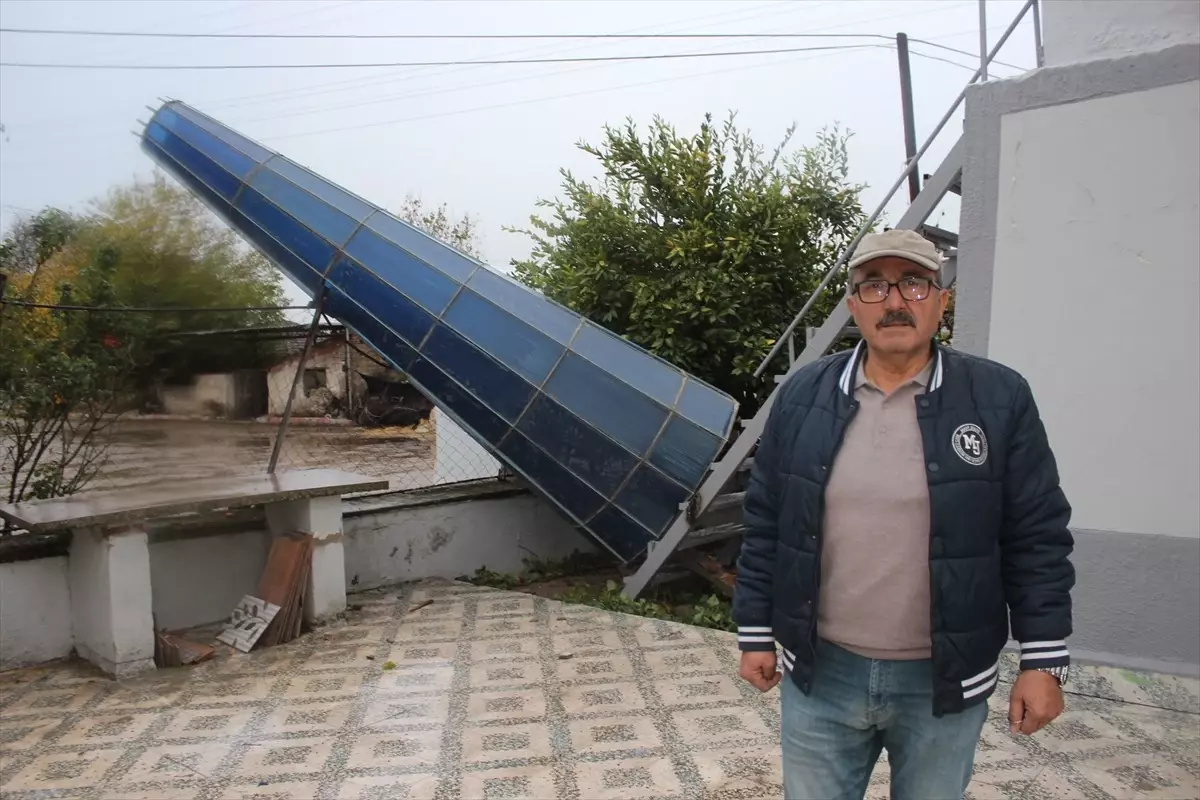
[467,566,523,590]
[559,580,677,621]
[520,550,615,581]
[464,550,617,588]
[465,562,737,633]
[511,113,867,412]
[395,194,482,259]
[1,174,288,397]
[1,253,137,504]
[75,175,288,384]
[688,594,736,632]
[0,173,289,504]
[0,207,80,275]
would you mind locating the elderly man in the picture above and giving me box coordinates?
[733,229,1074,799]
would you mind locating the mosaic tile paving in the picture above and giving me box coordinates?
[1,578,1197,799]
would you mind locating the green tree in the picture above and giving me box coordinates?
[0,207,80,278]
[0,174,290,504]
[395,194,482,259]
[511,113,866,412]
[1,245,135,506]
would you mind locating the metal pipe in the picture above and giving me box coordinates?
[896,32,921,202]
[267,290,327,474]
[1032,0,1044,67]
[979,0,989,81]
[752,0,1034,379]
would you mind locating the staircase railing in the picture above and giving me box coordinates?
[754,0,1039,379]
[622,0,1041,599]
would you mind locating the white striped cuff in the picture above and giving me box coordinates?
[1019,640,1070,669]
[737,626,775,652]
[960,662,999,700]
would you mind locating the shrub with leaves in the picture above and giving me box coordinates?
[512,113,866,412]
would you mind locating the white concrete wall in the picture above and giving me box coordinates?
[433,408,500,484]
[0,558,73,671]
[343,490,593,590]
[0,485,594,672]
[987,79,1200,539]
[149,530,271,631]
[1042,0,1200,66]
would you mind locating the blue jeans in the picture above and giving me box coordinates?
[780,640,988,800]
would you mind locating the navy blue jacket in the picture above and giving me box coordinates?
[732,342,1074,716]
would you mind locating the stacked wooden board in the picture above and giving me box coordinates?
[256,532,315,647]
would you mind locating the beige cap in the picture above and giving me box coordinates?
[848,228,944,272]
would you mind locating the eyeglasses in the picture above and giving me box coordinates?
[852,276,937,304]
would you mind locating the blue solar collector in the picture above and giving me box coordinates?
[141,100,739,562]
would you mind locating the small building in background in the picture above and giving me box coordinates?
[159,372,267,419]
[265,331,432,425]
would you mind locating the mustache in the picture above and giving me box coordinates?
[877,310,916,328]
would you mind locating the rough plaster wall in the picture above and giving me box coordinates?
[0,558,73,671]
[267,346,348,417]
[149,530,270,631]
[1042,0,1200,66]
[988,80,1200,539]
[344,493,594,590]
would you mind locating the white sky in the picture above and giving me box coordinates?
[0,0,1038,310]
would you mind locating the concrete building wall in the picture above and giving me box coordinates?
[268,343,350,418]
[955,39,1200,672]
[161,373,237,417]
[1042,0,1200,66]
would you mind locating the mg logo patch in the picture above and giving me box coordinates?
[952,423,988,466]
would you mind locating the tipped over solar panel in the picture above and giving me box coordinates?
[140,101,739,562]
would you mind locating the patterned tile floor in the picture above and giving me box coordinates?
[1,579,1197,799]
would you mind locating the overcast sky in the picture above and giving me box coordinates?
[0,0,1037,308]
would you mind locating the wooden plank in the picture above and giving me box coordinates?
[256,532,313,647]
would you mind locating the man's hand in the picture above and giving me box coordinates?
[1009,670,1065,735]
[739,651,782,693]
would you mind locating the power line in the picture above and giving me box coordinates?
[0,43,886,71]
[261,44,880,143]
[0,27,896,41]
[902,46,999,74]
[909,37,1024,70]
[0,299,311,313]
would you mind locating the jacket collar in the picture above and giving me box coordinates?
[838,339,944,396]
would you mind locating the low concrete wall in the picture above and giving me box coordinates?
[149,527,271,632]
[343,482,594,591]
[0,557,73,671]
[0,481,595,673]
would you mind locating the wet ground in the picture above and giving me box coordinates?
[1,579,1197,799]
[2,417,439,498]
